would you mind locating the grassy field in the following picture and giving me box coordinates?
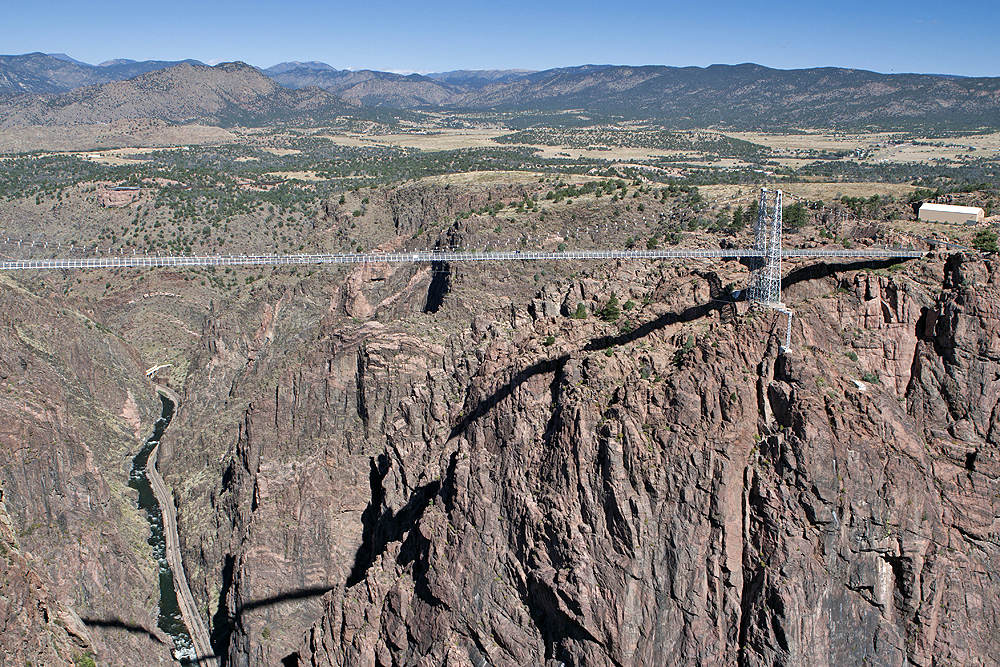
[4,109,999,174]
[697,182,920,204]
[730,129,1000,165]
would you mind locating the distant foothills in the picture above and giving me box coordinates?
[1,52,998,131]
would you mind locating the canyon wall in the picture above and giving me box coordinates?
[2,180,998,667]
[157,230,998,665]
[0,276,173,666]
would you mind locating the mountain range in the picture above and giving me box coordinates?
[1,53,999,130]
[0,60,359,130]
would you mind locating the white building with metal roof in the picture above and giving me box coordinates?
[918,202,985,225]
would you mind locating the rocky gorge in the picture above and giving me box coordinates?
[1,182,998,667]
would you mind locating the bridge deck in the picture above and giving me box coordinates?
[0,247,926,271]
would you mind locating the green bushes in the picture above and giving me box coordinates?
[73,654,96,667]
[862,371,881,384]
[599,294,620,322]
[973,229,998,253]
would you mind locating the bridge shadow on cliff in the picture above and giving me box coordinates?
[448,355,571,441]
[446,257,912,441]
[781,257,910,291]
[81,617,224,665]
[210,572,336,667]
[583,297,735,353]
[203,257,917,667]
[80,616,168,645]
[449,293,737,442]
[209,471,451,664]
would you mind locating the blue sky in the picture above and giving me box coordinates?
[4,0,997,76]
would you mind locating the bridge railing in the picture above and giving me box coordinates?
[0,246,926,272]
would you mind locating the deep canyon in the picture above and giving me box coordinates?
[1,182,998,667]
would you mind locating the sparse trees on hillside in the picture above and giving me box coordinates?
[973,229,998,253]
[783,201,808,231]
[600,293,620,322]
[746,200,760,228]
[731,205,746,233]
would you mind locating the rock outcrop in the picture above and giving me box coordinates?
[98,187,142,208]
[0,482,87,666]
[142,229,1000,667]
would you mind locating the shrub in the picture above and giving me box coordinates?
[544,335,555,346]
[972,229,998,253]
[862,371,881,384]
[846,351,858,362]
[573,302,587,319]
[73,654,96,667]
[600,294,620,322]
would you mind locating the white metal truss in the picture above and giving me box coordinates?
[0,188,926,356]
[746,188,796,350]
[748,188,784,308]
[0,244,924,272]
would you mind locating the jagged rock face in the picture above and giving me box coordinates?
[305,319,762,667]
[4,173,998,667]
[150,236,1000,667]
[286,254,998,667]
[0,279,173,666]
[0,485,80,667]
[317,180,537,245]
[159,260,487,665]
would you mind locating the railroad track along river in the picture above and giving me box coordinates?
[147,386,218,666]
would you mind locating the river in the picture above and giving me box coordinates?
[129,394,196,664]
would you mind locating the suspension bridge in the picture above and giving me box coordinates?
[1,189,927,345]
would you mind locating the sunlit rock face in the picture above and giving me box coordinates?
[4,169,998,667]
[159,235,999,666]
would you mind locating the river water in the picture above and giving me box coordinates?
[129,394,196,663]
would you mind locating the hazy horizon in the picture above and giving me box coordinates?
[11,53,988,80]
[3,0,998,78]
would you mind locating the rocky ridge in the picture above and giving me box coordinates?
[3,56,1000,129]
[283,252,1000,667]
[0,61,355,129]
